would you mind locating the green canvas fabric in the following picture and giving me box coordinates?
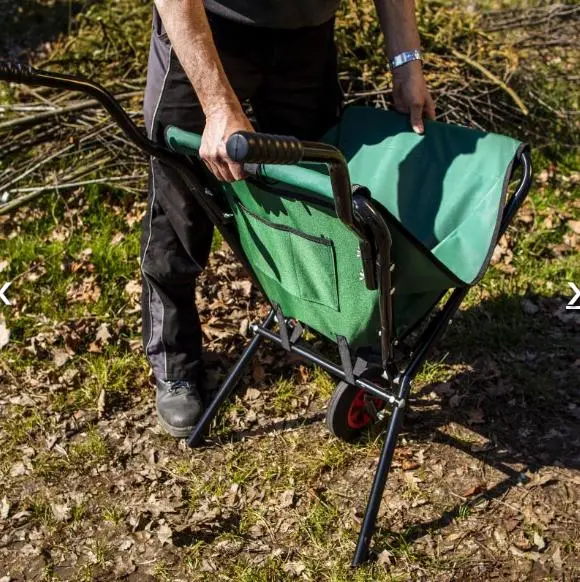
[324,107,523,285]
[165,106,523,348]
[223,181,382,347]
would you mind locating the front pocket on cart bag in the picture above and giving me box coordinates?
[234,200,339,311]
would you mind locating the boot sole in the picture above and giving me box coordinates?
[156,411,195,439]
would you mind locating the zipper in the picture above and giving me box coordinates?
[234,198,333,246]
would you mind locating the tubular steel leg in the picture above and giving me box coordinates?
[352,287,470,565]
[187,309,276,447]
[351,381,409,566]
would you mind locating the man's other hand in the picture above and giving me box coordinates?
[200,105,254,182]
[391,60,436,135]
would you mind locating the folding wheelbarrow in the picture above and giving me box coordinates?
[0,62,532,566]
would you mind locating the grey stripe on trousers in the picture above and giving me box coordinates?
[140,8,343,385]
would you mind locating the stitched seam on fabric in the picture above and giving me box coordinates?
[148,46,173,141]
[143,46,173,365]
[143,165,157,358]
[148,285,167,380]
[161,291,167,380]
[234,198,333,245]
[473,142,527,284]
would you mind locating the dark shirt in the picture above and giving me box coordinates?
[203,0,340,29]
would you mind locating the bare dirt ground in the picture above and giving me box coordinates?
[1,238,579,580]
[1,1,579,580]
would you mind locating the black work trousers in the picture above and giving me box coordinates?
[141,9,343,384]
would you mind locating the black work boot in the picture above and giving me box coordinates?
[156,379,203,438]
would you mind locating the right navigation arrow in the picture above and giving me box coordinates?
[567,282,580,310]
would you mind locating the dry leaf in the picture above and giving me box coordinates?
[96,323,112,344]
[536,169,549,184]
[88,341,101,353]
[252,364,266,383]
[282,561,306,575]
[509,545,542,561]
[124,279,141,301]
[67,277,101,303]
[533,531,546,550]
[461,483,486,497]
[111,232,125,245]
[51,503,72,522]
[552,545,563,569]
[238,318,249,336]
[296,365,310,384]
[0,318,10,350]
[157,523,173,545]
[279,489,295,509]
[10,462,27,477]
[248,524,264,539]
[493,527,508,549]
[518,206,534,224]
[402,459,420,471]
[53,349,71,367]
[543,215,555,229]
[245,388,261,401]
[0,497,10,520]
[567,220,580,235]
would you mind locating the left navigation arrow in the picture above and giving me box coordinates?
[0,282,12,306]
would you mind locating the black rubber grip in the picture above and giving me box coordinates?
[226,131,304,164]
[0,61,36,82]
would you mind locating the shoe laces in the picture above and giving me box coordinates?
[167,379,195,394]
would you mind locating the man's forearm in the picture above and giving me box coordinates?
[373,0,421,57]
[154,0,241,115]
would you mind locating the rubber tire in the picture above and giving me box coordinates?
[326,381,366,443]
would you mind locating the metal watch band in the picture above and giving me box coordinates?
[388,49,423,71]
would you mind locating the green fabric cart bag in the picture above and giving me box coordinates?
[165,106,524,349]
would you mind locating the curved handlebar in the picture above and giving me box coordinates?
[0,61,361,238]
[226,131,304,165]
[166,123,359,236]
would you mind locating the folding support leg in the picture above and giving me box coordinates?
[187,309,276,447]
[352,287,470,565]
[351,378,410,566]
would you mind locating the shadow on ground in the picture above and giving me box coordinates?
[208,289,579,550]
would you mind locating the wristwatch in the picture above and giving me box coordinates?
[388,49,423,71]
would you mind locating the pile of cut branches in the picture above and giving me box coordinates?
[0,0,577,215]
[336,1,578,147]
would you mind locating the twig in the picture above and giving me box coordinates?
[0,175,145,215]
[0,91,141,131]
[8,174,144,194]
[0,144,74,192]
[450,49,529,116]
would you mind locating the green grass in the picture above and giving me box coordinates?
[0,1,578,580]
[2,185,142,326]
[32,428,110,481]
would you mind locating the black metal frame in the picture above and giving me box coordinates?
[0,63,533,566]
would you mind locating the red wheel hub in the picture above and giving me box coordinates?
[346,389,386,430]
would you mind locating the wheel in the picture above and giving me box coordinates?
[326,380,387,442]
